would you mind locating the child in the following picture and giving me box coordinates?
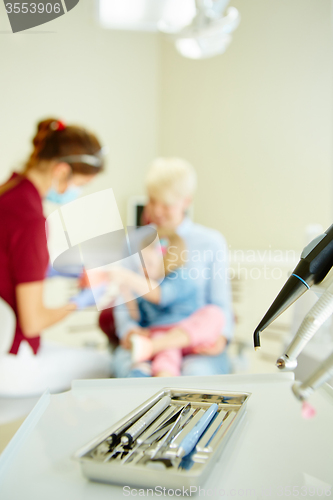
[109,231,225,377]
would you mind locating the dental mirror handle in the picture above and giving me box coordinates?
[177,403,218,458]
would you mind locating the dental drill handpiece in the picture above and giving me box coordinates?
[292,351,333,401]
[276,281,333,370]
[253,224,333,350]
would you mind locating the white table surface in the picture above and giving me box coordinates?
[0,373,332,500]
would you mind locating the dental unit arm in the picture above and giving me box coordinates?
[253,224,333,350]
[253,224,333,402]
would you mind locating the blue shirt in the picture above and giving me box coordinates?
[114,218,234,340]
[137,268,199,328]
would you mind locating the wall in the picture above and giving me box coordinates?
[158,0,332,250]
[0,0,332,251]
[0,0,159,222]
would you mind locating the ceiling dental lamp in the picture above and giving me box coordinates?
[98,0,240,60]
[159,0,241,59]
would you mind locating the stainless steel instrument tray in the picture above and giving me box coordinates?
[74,387,251,489]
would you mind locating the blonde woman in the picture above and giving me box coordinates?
[109,231,224,377]
[113,158,234,377]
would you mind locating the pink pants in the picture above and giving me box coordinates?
[150,305,225,377]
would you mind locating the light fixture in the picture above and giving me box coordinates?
[98,0,166,31]
[176,33,232,60]
[171,3,241,59]
[98,0,240,59]
[157,0,197,34]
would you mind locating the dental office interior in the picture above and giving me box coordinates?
[0,0,333,494]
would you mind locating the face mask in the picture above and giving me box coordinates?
[46,185,82,205]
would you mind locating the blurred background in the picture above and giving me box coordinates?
[1,0,332,250]
[0,0,332,448]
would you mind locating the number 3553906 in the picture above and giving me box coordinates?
[5,3,61,14]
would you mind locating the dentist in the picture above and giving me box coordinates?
[0,117,110,395]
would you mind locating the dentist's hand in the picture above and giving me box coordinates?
[70,284,107,310]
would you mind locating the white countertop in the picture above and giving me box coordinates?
[0,373,332,499]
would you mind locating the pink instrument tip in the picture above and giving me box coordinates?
[301,401,316,419]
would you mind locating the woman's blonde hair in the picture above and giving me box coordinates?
[146,157,197,204]
[159,230,187,275]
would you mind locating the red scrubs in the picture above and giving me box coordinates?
[0,173,49,354]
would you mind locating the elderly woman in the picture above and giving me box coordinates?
[112,158,234,377]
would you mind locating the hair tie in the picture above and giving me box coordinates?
[51,120,66,131]
[160,237,169,255]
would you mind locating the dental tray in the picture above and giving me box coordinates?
[74,387,251,489]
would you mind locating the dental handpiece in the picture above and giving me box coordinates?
[277,281,333,370]
[254,224,333,349]
[121,396,171,446]
[292,351,333,401]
